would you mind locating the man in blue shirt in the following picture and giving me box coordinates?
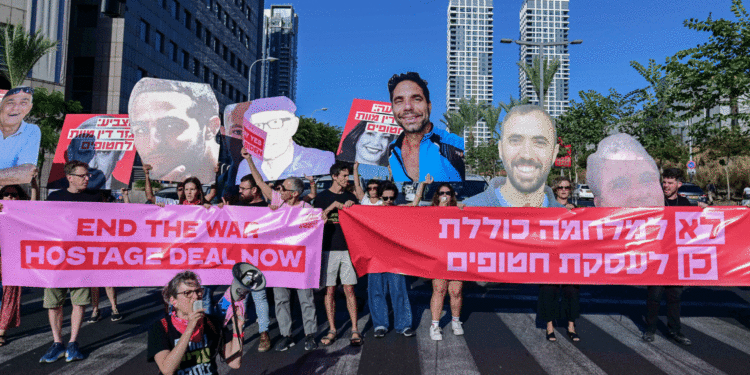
[387,72,465,182]
[0,87,39,185]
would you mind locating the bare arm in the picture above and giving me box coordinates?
[143,164,156,204]
[121,188,130,204]
[411,174,433,207]
[152,311,204,375]
[302,175,316,203]
[205,184,217,203]
[352,162,365,201]
[222,314,244,369]
[0,164,36,186]
[30,169,39,201]
[242,148,274,201]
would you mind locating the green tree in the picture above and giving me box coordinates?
[664,0,750,198]
[495,95,530,139]
[293,116,342,153]
[440,96,487,137]
[27,87,83,179]
[0,23,58,87]
[517,56,562,105]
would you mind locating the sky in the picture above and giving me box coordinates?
[284,0,737,130]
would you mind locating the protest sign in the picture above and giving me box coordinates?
[243,116,267,159]
[0,87,40,184]
[336,99,401,167]
[234,96,335,183]
[0,201,324,289]
[340,206,750,286]
[47,115,135,191]
[128,78,221,183]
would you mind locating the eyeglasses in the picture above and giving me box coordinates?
[367,186,379,191]
[276,185,288,192]
[254,118,292,130]
[557,186,571,190]
[382,196,395,201]
[176,287,205,298]
[438,191,452,196]
[68,173,92,179]
[2,191,19,198]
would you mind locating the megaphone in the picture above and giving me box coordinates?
[229,262,266,301]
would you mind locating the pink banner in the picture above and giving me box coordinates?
[0,201,324,289]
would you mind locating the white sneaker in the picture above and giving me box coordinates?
[430,324,443,341]
[451,320,464,336]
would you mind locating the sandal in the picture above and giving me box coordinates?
[320,330,336,346]
[567,330,580,342]
[350,331,363,347]
[546,330,557,342]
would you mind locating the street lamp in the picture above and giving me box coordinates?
[501,38,582,112]
[309,108,328,117]
[247,57,279,100]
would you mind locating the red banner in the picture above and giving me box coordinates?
[339,206,750,286]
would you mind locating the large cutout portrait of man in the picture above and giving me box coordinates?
[387,72,465,182]
[128,78,220,183]
[463,105,560,207]
[0,87,39,185]
[235,96,335,183]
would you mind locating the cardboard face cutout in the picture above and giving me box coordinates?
[234,96,335,183]
[47,115,135,190]
[0,87,40,184]
[587,133,663,208]
[337,99,401,167]
[128,78,220,183]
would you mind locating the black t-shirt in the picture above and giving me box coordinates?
[665,195,692,207]
[313,189,358,251]
[147,315,228,375]
[234,199,269,207]
[47,189,104,202]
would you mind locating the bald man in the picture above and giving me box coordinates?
[463,105,560,208]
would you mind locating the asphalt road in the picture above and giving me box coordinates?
[2,278,750,375]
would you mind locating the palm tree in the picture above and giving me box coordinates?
[517,56,561,108]
[440,97,486,138]
[495,95,530,139]
[0,24,58,88]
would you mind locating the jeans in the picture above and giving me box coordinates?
[368,273,412,332]
[202,286,216,316]
[245,289,270,333]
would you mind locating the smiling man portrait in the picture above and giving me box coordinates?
[0,87,39,185]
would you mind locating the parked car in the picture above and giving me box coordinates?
[678,183,707,205]
[574,184,594,200]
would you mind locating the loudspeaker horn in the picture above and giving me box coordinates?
[230,262,266,301]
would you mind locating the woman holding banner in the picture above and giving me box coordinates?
[0,174,38,346]
[413,176,465,341]
[148,271,242,374]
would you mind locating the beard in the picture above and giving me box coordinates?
[396,110,431,134]
[507,157,548,194]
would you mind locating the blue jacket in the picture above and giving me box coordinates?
[388,125,465,182]
[463,176,563,208]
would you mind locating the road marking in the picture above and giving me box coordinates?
[417,309,481,375]
[682,317,750,356]
[496,312,607,375]
[585,314,727,375]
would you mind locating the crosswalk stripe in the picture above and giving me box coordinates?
[496,312,608,375]
[681,317,750,356]
[0,287,154,366]
[311,312,370,375]
[584,314,727,375]
[417,309,481,375]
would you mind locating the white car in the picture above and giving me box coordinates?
[574,184,594,200]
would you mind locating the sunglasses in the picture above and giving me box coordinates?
[382,196,395,202]
[68,173,92,179]
[176,287,205,298]
[276,185,288,192]
[2,191,19,198]
[438,191,452,196]
[557,186,571,190]
[367,186,379,191]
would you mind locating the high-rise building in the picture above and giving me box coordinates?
[65,0,264,114]
[518,0,570,118]
[260,4,297,101]
[0,0,70,93]
[446,0,494,146]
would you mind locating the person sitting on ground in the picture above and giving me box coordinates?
[147,270,242,374]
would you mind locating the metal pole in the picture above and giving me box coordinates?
[539,45,545,111]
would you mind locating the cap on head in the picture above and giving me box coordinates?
[247,96,296,116]
[5,86,34,97]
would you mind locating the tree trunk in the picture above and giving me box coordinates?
[725,164,731,201]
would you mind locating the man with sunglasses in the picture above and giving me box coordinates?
[235,96,335,183]
[368,182,415,338]
[0,86,39,185]
[552,177,576,209]
[41,161,105,363]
